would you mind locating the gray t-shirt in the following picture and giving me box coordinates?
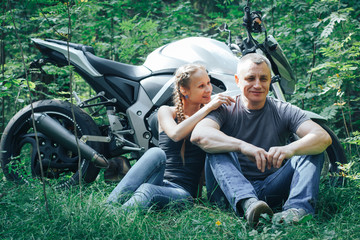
[206,96,310,180]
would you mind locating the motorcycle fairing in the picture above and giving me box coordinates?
[144,37,239,76]
[106,76,140,107]
[32,38,101,77]
[141,75,175,104]
[126,86,155,151]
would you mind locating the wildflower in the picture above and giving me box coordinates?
[215,220,221,226]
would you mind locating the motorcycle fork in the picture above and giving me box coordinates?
[271,75,286,101]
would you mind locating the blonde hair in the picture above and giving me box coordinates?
[173,63,207,123]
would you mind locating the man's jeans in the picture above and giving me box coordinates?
[106,147,192,211]
[205,152,324,215]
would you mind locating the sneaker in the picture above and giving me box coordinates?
[245,200,273,227]
[272,208,309,226]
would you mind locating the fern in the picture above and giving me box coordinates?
[308,61,338,73]
[319,105,339,120]
[344,131,360,146]
[320,12,347,39]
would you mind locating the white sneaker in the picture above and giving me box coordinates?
[272,208,309,225]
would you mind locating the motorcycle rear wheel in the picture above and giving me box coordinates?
[317,122,347,179]
[0,99,102,186]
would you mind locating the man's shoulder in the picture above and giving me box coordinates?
[266,97,309,124]
[266,97,296,110]
[266,96,290,106]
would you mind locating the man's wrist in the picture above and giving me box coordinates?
[236,140,245,153]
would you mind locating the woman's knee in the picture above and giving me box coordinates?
[147,147,166,165]
[136,183,155,196]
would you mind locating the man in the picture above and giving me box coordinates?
[190,53,332,227]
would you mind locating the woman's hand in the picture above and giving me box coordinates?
[206,94,235,111]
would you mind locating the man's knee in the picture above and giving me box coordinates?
[315,152,325,165]
[290,153,325,174]
[308,153,325,166]
[206,152,238,164]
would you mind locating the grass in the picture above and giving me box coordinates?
[1,168,360,240]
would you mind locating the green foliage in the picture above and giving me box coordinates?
[344,131,360,146]
[308,6,360,140]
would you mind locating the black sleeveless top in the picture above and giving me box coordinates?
[159,131,205,198]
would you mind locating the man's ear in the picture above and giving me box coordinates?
[235,74,240,85]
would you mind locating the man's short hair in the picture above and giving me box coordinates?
[237,53,271,73]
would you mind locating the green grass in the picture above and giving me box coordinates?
[1,169,360,240]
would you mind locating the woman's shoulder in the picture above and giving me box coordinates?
[158,105,177,116]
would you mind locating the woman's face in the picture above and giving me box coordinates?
[182,69,212,104]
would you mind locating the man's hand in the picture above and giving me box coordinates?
[241,142,268,172]
[241,143,295,171]
[267,146,295,169]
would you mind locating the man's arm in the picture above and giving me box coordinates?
[191,118,241,153]
[191,118,269,172]
[268,120,332,168]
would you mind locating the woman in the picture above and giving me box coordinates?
[106,63,234,212]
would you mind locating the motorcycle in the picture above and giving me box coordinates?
[0,2,346,187]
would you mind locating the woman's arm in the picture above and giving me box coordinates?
[158,95,234,142]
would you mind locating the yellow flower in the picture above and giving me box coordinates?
[215,220,221,226]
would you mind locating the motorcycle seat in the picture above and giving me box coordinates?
[84,51,152,81]
[46,39,96,54]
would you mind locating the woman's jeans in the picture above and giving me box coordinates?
[106,147,192,211]
[205,152,324,215]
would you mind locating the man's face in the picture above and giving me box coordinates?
[235,61,271,109]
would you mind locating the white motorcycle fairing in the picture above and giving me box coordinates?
[143,37,240,95]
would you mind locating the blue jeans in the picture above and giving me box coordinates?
[205,152,324,215]
[106,147,192,211]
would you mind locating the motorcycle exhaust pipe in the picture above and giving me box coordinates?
[32,113,109,169]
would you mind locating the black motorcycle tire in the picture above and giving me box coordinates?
[0,99,102,186]
[315,122,347,176]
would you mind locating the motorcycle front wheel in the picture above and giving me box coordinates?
[0,99,103,187]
